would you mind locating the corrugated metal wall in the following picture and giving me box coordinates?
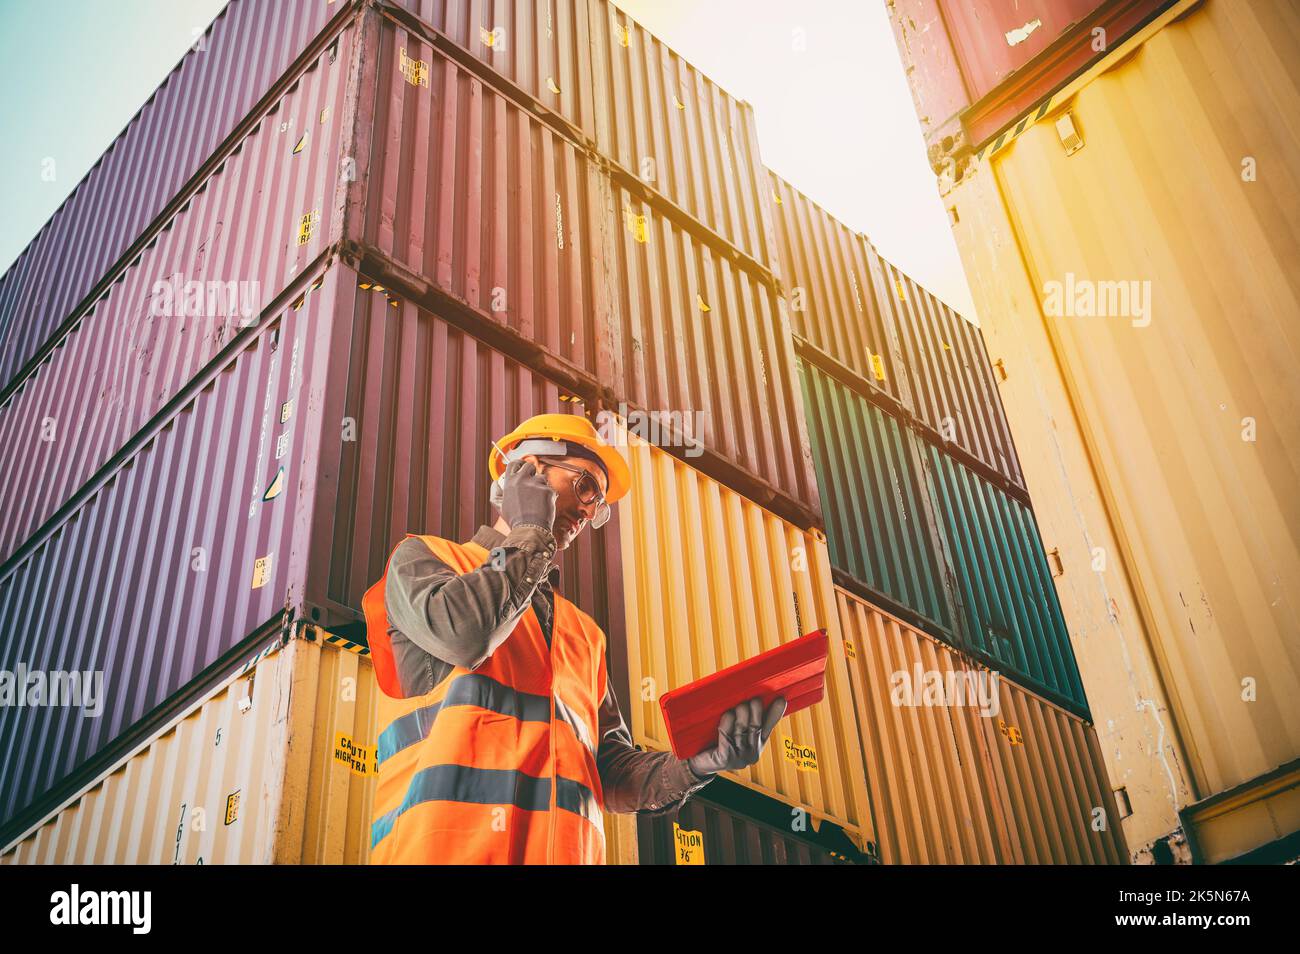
[838,585,1125,864]
[798,357,950,633]
[301,266,624,644]
[0,269,342,833]
[637,792,851,865]
[0,0,344,393]
[837,587,1014,864]
[589,0,774,266]
[979,661,1128,864]
[879,253,1024,491]
[607,183,817,514]
[769,171,903,404]
[0,28,355,564]
[614,433,873,848]
[923,442,1087,714]
[354,18,613,381]
[384,0,598,139]
[0,631,380,865]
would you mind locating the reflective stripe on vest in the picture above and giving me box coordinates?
[363,532,607,865]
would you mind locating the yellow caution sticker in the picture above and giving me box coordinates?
[942,341,952,351]
[894,278,907,303]
[224,790,240,826]
[292,132,308,155]
[673,822,705,865]
[999,720,1024,746]
[280,400,294,423]
[296,208,320,246]
[870,353,887,381]
[844,639,856,659]
[479,26,496,48]
[673,93,686,111]
[615,23,630,47]
[623,206,649,243]
[319,107,330,125]
[772,190,782,206]
[547,76,562,94]
[696,294,710,313]
[251,554,273,589]
[262,466,284,502]
[783,737,818,772]
[334,734,379,776]
[399,47,429,88]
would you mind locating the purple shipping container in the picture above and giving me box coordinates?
[0,264,344,835]
[0,26,356,565]
[0,0,346,395]
[0,262,631,839]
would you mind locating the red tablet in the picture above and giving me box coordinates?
[657,629,829,760]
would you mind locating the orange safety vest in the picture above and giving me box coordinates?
[362,533,608,864]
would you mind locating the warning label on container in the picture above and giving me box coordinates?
[251,554,273,589]
[783,737,818,772]
[335,734,378,776]
[844,639,856,659]
[673,822,705,865]
[225,790,240,826]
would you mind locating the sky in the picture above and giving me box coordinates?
[0,0,976,320]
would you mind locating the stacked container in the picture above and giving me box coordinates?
[769,171,1124,859]
[3,0,1125,865]
[887,0,1300,863]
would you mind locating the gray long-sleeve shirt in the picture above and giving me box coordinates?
[382,523,715,815]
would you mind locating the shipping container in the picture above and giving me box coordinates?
[877,253,1025,491]
[637,786,854,865]
[299,270,625,643]
[768,171,903,405]
[922,442,1087,715]
[891,0,1299,858]
[349,16,615,383]
[888,0,1170,152]
[613,432,874,850]
[0,267,344,840]
[605,182,818,520]
[384,0,598,140]
[977,656,1128,864]
[0,627,379,864]
[0,28,355,564]
[588,0,776,268]
[797,357,950,635]
[837,585,1125,863]
[0,0,345,393]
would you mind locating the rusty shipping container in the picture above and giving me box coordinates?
[838,586,1125,864]
[768,170,904,405]
[890,0,1300,860]
[613,431,874,849]
[0,27,356,565]
[1,628,380,865]
[0,0,345,394]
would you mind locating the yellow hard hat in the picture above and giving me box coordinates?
[488,413,631,503]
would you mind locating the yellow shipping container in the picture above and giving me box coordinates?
[838,586,1126,864]
[922,0,1300,861]
[615,432,876,853]
[0,627,379,865]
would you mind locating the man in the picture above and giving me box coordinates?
[362,413,786,864]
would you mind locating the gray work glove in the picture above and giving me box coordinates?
[499,458,557,532]
[687,696,787,777]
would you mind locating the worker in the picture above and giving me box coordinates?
[362,413,787,864]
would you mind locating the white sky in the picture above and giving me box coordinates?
[613,0,977,321]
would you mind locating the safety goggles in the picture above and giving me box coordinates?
[536,459,611,529]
